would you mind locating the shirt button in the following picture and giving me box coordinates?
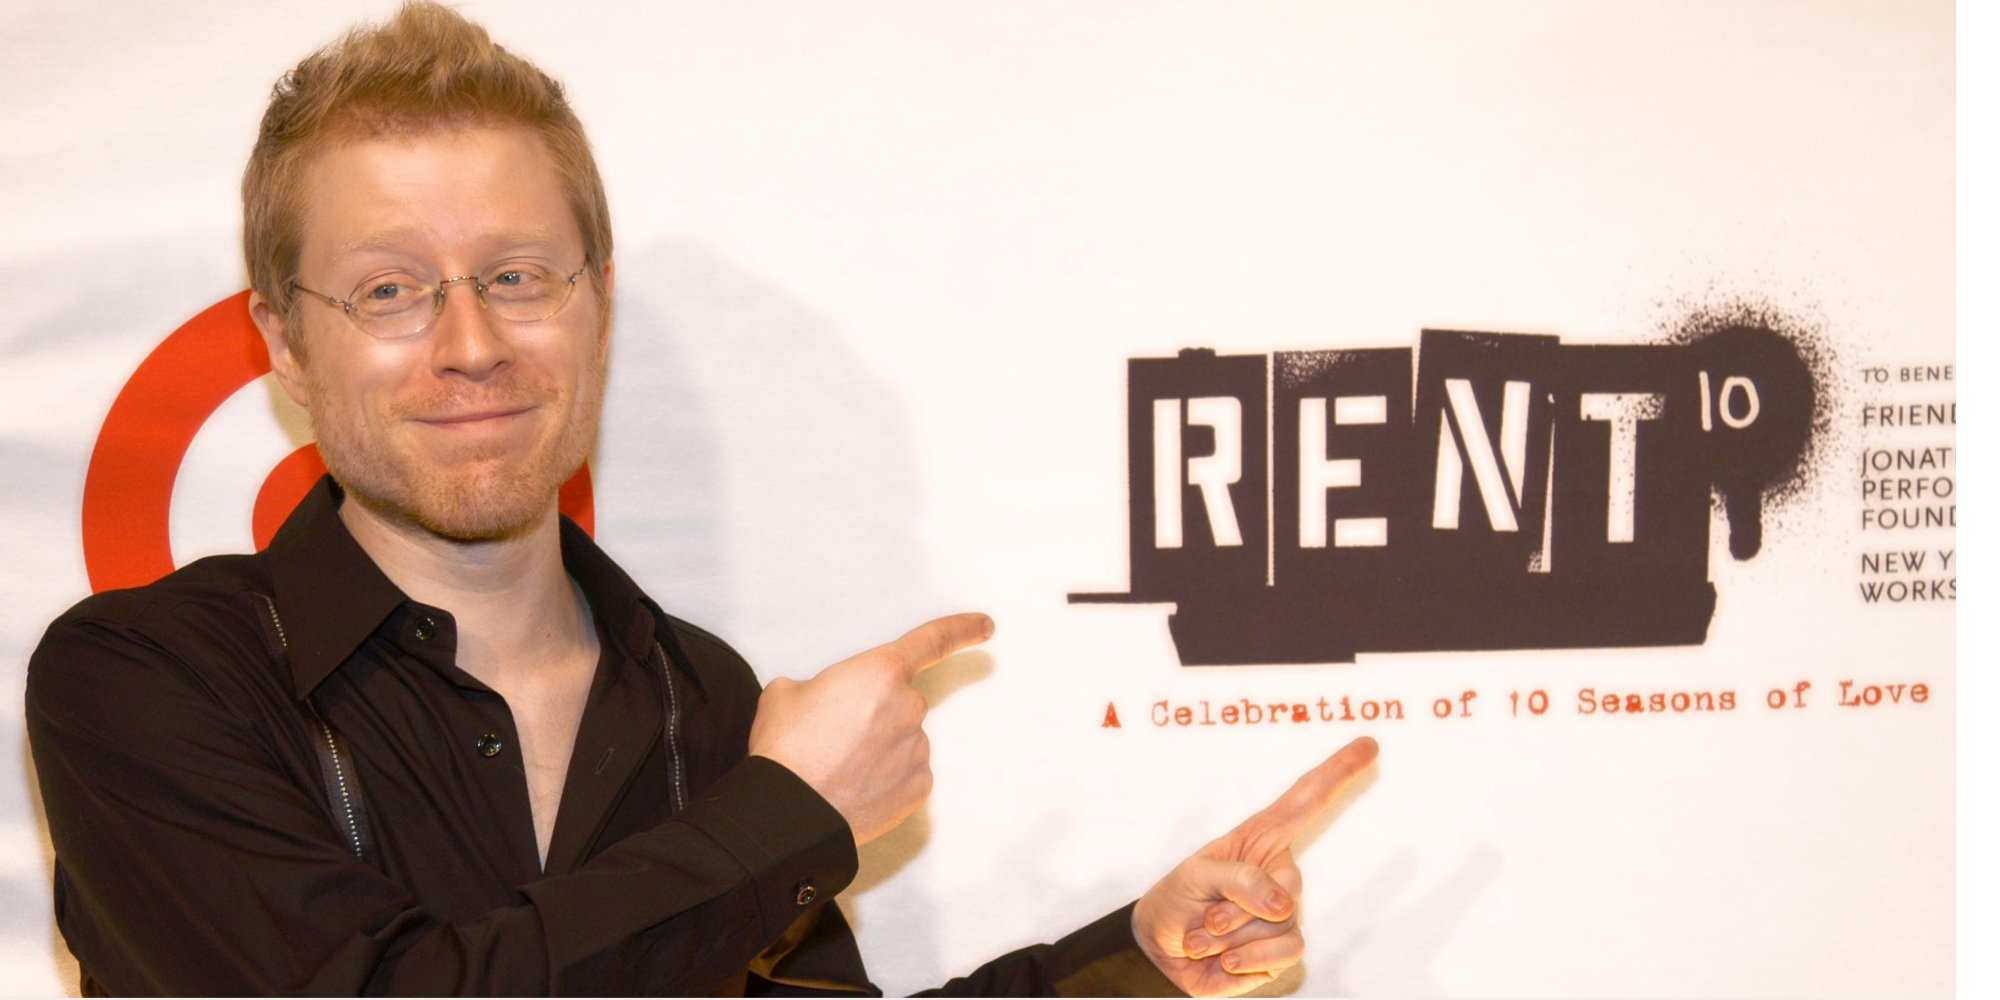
[794,879,817,906]
[475,734,504,757]
[413,616,438,641]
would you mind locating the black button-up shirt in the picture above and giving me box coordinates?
[28,478,1175,996]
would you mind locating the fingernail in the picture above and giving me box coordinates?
[1208,913,1230,934]
[1267,891,1288,913]
[1185,937,1210,960]
[980,615,995,640]
[1222,954,1241,972]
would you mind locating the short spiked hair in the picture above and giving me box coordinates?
[242,2,611,341]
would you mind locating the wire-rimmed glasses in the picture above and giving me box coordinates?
[291,260,589,340]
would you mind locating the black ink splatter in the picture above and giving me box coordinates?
[1666,301,1830,558]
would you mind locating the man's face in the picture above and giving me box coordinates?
[254,125,611,541]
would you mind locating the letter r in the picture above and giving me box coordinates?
[1153,397,1245,548]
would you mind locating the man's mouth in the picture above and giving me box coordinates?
[414,404,537,428]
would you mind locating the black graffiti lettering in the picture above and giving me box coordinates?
[1073,327,1817,665]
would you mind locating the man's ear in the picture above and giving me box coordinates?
[600,256,616,327]
[594,257,616,350]
[249,291,310,407]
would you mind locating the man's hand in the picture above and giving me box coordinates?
[1132,736,1379,997]
[748,613,993,845]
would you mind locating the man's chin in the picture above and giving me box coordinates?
[336,464,563,544]
[403,500,551,543]
[314,396,600,546]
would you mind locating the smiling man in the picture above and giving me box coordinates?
[26,4,1376,995]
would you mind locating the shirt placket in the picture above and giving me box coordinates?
[399,606,545,881]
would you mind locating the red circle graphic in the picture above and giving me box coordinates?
[82,291,594,593]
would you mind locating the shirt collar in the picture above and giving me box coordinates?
[266,477,404,699]
[556,507,675,679]
[266,475,679,699]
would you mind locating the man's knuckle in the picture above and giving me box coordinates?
[1233,863,1268,891]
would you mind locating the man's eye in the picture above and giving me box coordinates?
[364,282,406,301]
[489,268,550,288]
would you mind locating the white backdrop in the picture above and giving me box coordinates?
[0,2,1958,995]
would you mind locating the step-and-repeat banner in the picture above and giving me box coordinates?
[0,2,1954,995]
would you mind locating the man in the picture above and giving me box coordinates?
[27,4,1377,994]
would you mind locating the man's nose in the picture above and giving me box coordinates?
[428,278,511,379]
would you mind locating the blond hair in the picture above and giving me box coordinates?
[243,2,611,341]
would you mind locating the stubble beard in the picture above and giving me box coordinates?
[304,341,608,543]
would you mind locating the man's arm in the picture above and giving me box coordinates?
[746,617,1376,998]
[747,613,993,844]
[899,738,1380,998]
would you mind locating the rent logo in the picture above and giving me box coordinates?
[1071,326,1816,665]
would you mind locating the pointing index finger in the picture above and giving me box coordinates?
[879,612,995,680]
[1234,736,1378,857]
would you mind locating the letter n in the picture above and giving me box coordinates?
[1433,378,1532,532]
